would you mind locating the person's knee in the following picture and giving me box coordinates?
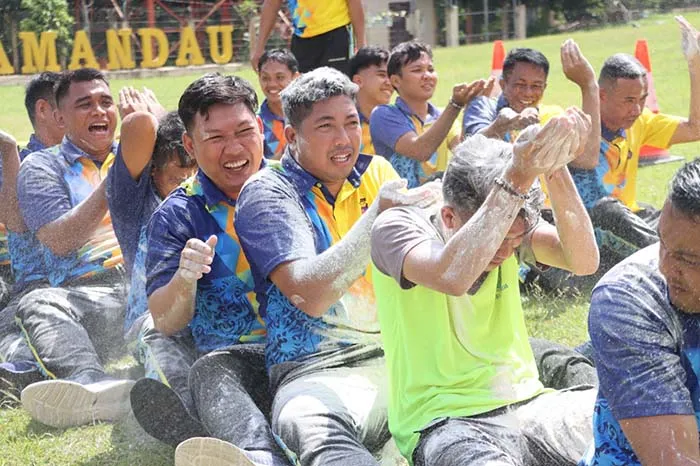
[16,288,67,322]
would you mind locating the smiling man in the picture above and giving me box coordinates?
[570,16,700,280]
[14,68,132,428]
[370,40,490,188]
[257,49,300,160]
[348,46,392,154]
[581,158,700,466]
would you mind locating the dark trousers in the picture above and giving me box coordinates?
[16,275,127,380]
[291,25,352,74]
[134,315,201,413]
[189,345,291,466]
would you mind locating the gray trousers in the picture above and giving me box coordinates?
[413,387,597,466]
[189,345,292,466]
[16,274,127,380]
[132,315,201,413]
[271,347,390,466]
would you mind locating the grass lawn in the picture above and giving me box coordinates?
[2,10,700,465]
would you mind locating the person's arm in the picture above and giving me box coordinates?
[250,0,284,71]
[393,80,488,162]
[669,16,700,145]
[269,179,439,317]
[529,167,599,275]
[619,416,700,466]
[561,39,601,170]
[0,130,25,232]
[119,111,158,180]
[347,0,365,49]
[148,235,217,335]
[36,180,109,256]
[400,110,587,295]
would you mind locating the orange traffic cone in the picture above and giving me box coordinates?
[489,40,506,98]
[635,39,668,162]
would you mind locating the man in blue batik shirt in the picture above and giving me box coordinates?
[581,158,700,466]
[141,73,293,466]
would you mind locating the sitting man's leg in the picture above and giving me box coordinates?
[130,315,206,446]
[182,344,291,466]
[413,414,528,466]
[529,338,597,390]
[16,283,133,427]
[273,354,390,466]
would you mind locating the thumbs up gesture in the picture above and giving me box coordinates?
[178,235,218,283]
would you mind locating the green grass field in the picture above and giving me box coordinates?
[2,10,700,465]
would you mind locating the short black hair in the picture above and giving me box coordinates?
[178,73,258,132]
[599,53,646,89]
[54,68,109,107]
[670,157,700,219]
[348,46,389,78]
[257,48,299,74]
[152,111,195,170]
[25,71,62,126]
[502,48,549,80]
[387,40,432,77]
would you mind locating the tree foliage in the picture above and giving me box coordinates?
[19,0,74,63]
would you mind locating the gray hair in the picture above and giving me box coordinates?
[280,67,359,128]
[442,134,543,225]
[599,53,646,89]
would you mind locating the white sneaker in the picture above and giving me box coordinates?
[175,437,256,466]
[21,379,134,428]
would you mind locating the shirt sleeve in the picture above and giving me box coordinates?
[589,281,694,420]
[371,206,438,290]
[17,152,72,233]
[369,105,414,158]
[638,110,682,149]
[145,197,195,297]
[106,146,151,225]
[234,172,318,281]
[462,96,497,137]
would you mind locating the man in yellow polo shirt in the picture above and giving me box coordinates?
[571,16,700,278]
[371,109,600,465]
[251,0,366,75]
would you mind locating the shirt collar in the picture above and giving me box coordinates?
[358,106,370,124]
[601,123,626,142]
[396,96,440,125]
[260,99,285,122]
[59,136,119,165]
[495,94,509,112]
[280,147,371,199]
[25,134,47,154]
[197,159,268,208]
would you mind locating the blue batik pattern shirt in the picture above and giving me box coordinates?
[19,134,49,160]
[146,169,265,353]
[106,145,161,273]
[580,244,700,466]
[259,99,287,160]
[17,137,122,286]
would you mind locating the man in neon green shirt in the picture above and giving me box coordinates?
[371,109,600,465]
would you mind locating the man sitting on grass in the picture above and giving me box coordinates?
[370,39,491,188]
[581,158,700,466]
[371,109,600,465]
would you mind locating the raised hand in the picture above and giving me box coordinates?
[451,78,492,108]
[178,235,218,283]
[512,107,591,179]
[118,87,149,119]
[142,87,168,119]
[561,39,596,88]
[676,15,700,62]
[495,106,540,134]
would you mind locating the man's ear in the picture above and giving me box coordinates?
[182,131,195,157]
[390,73,401,91]
[35,99,51,122]
[284,124,297,148]
[53,106,65,129]
[440,205,458,230]
[352,74,362,86]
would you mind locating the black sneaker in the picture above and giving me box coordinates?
[0,361,44,401]
[130,377,207,447]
